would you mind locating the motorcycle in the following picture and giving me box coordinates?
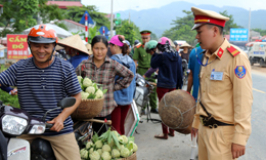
[182,59,190,85]
[134,73,160,123]
[0,97,76,160]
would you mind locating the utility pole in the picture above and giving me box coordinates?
[129,12,131,24]
[248,8,251,42]
[110,0,114,38]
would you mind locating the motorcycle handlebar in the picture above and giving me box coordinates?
[46,123,54,129]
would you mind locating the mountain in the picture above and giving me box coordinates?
[115,1,266,37]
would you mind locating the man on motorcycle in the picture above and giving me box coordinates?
[0,25,82,160]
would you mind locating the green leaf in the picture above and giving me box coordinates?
[87,94,96,99]
[92,132,99,142]
[107,130,112,144]
[128,136,135,143]
[126,142,134,152]
[111,133,120,149]
[102,89,108,94]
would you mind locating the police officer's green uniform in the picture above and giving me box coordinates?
[133,31,157,111]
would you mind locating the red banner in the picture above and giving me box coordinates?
[7,34,30,60]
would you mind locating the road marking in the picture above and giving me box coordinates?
[253,88,265,94]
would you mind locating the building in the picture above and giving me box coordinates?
[47,1,83,9]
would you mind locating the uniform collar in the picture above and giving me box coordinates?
[205,38,230,60]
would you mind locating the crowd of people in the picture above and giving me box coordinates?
[0,6,254,160]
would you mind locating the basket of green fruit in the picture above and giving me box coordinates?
[71,76,107,120]
[80,128,137,160]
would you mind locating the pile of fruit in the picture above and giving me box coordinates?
[80,129,138,160]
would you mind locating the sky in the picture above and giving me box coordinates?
[81,0,266,13]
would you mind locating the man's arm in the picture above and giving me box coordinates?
[187,71,193,93]
[134,60,138,68]
[0,63,18,87]
[150,54,163,69]
[48,64,83,132]
[47,93,81,132]
[230,53,253,159]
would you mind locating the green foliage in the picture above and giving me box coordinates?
[162,10,196,45]
[163,10,242,45]
[115,20,141,45]
[150,33,158,40]
[252,28,266,36]
[219,10,242,34]
[88,27,101,43]
[55,22,68,31]
[39,4,66,24]
[0,90,20,108]
[0,64,7,72]
[0,64,20,108]
[0,0,65,37]
[65,6,110,29]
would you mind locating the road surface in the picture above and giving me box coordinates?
[135,68,266,160]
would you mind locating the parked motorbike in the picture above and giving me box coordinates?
[182,59,190,85]
[0,97,76,160]
[134,73,160,123]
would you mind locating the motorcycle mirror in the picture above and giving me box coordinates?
[58,97,76,109]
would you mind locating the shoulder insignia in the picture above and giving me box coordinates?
[136,43,142,49]
[227,46,240,57]
[217,47,224,58]
[234,66,246,79]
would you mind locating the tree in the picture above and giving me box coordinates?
[65,6,110,29]
[252,28,266,36]
[219,10,242,34]
[115,20,141,45]
[0,0,65,37]
[0,0,39,36]
[150,33,158,40]
[162,10,196,45]
[162,10,242,45]
[39,4,66,24]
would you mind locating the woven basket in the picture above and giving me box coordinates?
[159,90,196,135]
[118,152,137,160]
[71,98,104,120]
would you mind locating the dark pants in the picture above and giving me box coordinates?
[111,104,131,135]
[157,87,175,135]
[92,114,111,136]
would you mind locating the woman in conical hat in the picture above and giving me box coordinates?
[58,34,90,69]
[180,42,192,63]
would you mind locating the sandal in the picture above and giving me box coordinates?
[154,134,168,140]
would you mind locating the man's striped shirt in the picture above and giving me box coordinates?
[0,57,81,136]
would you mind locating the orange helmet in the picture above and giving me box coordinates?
[27,24,58,44]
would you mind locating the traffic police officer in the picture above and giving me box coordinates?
[190,7,253,160]
[133,30,158,113]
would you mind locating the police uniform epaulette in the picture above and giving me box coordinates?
[227,46,240,57]
[136,43,142,49]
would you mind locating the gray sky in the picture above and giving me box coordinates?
[81,0,266,13]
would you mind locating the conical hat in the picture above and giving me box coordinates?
[55,45,64,51]
[180,42,192,48]
[57,35,89,55]
[86,43,93,55]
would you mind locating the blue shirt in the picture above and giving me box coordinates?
[0,57,82,136]
[188,46,203,99]
[68,53,89,69]
[111,54,136,105]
